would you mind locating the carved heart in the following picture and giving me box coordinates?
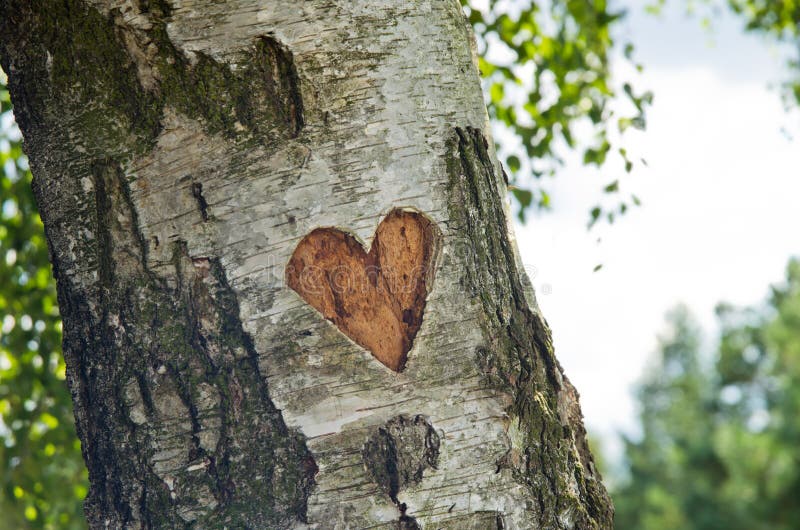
[286,209,437,372]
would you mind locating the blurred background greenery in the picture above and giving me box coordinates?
[2,0,800,528]
[0,73,87,528]
[613,266,800,528]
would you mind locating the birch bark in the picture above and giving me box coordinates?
[0,0,612,528]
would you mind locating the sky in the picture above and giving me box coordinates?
[507,2,800,462]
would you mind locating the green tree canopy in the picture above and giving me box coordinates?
[471,0,800,224]
[614,260,800,529]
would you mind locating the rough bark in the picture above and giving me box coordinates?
[0,0,613,528]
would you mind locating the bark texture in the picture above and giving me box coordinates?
[0,0,613,528]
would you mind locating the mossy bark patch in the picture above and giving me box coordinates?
[0,0,305,158]
[57,161,317,527]
[361,414,440,503]
[447,126,614,529]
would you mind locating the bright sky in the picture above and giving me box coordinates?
[509,3,800,461]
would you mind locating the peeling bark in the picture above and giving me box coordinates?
[0,0,612,528]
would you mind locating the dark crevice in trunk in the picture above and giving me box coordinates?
[190,182,210,222]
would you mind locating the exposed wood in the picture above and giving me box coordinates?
[286,209,437,372]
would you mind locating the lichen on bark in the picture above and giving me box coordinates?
[446,126,613,528]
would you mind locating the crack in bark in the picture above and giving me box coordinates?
[191,181,210,222]
[435,510,506,529]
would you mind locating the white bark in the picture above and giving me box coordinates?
[131,4,529,525]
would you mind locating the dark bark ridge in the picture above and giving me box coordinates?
[0,0,303,159]
[0,1,316,527]
[446,127,614,529]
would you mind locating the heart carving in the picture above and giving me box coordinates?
[286,209,437,372]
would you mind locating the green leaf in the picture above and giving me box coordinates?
[510,186,533,222]
[588,206,602,229]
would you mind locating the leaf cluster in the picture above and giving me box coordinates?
[464,0,651,225]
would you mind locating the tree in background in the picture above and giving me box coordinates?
[614,260,800,529]
[712,259,800,528]
[613,306,731,529]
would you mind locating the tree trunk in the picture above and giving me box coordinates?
[0,1,612,528]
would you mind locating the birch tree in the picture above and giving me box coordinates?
[0,1,612,528]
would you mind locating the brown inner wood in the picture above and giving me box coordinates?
[286,210,437,372]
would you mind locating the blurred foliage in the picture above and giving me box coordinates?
[0,75,87,528]
[469,0,800,225]
[723,0,800,110]
[463,0,652,226]
[614,260,800,529]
